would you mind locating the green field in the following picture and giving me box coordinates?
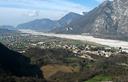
[85,74,112,82]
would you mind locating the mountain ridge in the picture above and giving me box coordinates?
[16,12,82,32]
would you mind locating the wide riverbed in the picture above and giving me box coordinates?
[19,29,128,52]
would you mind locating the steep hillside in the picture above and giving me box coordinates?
[0,43,46,82]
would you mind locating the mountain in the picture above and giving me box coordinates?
[58,12,82,27]
[0,43,46,82]
[53,0,128,40]
[51,12,82,32]
[53,0,115,34]
[17,19,57,32]
[17,12,82,32]
[0,28,18,34]
[0,25,16,30]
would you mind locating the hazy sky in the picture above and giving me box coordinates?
[0,0,106,26]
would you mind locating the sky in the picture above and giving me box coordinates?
[0,0,106,26]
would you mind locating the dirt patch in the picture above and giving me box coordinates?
[41,64,79,79]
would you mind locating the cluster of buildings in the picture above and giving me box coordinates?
[31,41,122,60]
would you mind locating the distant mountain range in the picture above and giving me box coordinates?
[16,12,82,32]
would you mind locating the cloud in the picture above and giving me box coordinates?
[0,0,90,14]
[24,10,39,17]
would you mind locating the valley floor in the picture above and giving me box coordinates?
[19,29,128,53]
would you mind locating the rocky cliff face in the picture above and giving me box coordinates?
[88,0,116,34]
[113,0,128,35]
[90,0,128,39]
